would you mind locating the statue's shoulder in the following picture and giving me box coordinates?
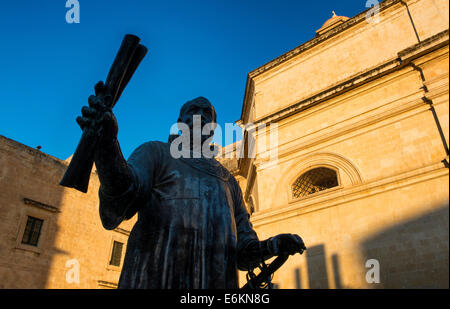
[130,140,170,159]
[213,158,234,180]
[137,140,169,150]
[138,141,169,148]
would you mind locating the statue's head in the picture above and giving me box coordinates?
[177,97,217,143]
[167,97,218,157]
[178,96,216,125]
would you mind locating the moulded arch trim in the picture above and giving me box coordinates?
[284,152,363,202]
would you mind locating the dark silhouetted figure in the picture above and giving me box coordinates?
[76,82,306,288]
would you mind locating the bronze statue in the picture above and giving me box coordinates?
[75,83,306,289]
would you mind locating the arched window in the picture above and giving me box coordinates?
[292,167,339,199]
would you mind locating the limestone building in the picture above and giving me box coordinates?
[0,135,135,288]
[0,0,448,289]
[230,0,449,288]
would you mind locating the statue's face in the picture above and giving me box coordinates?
[179,103,215,130]
[178,99,216,145]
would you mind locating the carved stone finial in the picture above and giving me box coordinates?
[332,11,337,17]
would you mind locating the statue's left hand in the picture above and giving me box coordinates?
[270,234,306,256]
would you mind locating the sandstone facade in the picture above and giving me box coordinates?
[0,135,136,288]
[0,0,448,289]
[231,0,449,288]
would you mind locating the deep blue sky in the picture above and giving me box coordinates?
[0,0,366,160]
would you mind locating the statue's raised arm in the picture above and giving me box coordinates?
[76,81,137,229]
[60,34,147,193]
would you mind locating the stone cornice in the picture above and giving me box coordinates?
[23,197,61,213]
[249,0,401,80]
[97,280,118,288]
[0,134,99,177]
[113,227,131,236]
[237,30,448,173]
[255,29,448,127]
[0,135,67,168]
[256,94,428,171]
[251,161,448,227]
[243,164,257,202]
[240,76,255,130]
[239,0,404,124]
[398,29,450,59]
[236,29,448,190]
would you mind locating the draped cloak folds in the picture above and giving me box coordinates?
[98,141,259,288]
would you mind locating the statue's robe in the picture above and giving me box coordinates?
[99,141,258,288]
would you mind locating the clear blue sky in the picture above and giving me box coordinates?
[0,0,366,160]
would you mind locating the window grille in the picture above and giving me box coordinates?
[21,216,43,246]
[292,167,338,199]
